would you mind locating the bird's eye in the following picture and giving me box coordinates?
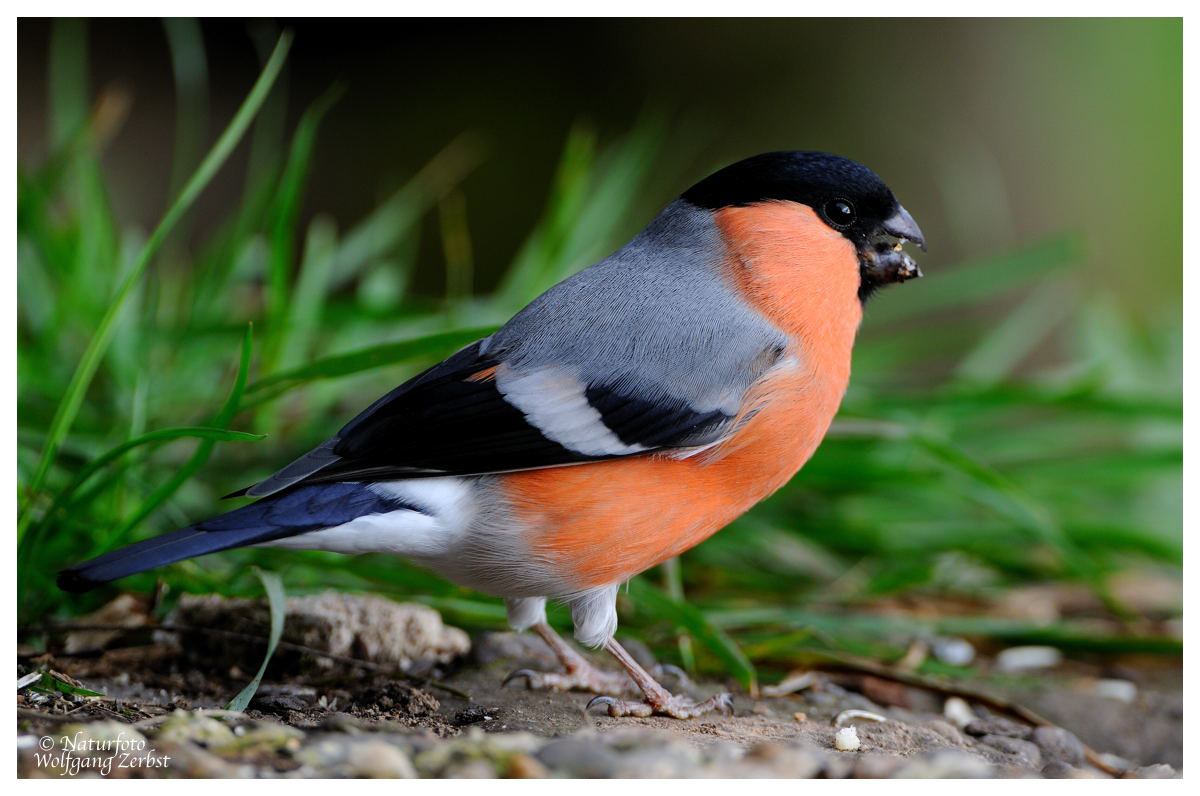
[824,199,856,227]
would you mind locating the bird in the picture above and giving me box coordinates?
[58,150,924,719]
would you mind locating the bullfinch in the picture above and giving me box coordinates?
[58,151,924,719]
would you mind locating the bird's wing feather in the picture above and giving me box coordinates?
[237,202,789,498]
[239,339,746,496]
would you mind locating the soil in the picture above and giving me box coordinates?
[16,595,1182,779]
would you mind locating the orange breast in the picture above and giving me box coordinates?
[503,202,864,590]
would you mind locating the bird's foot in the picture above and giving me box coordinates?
[505,622,690,695]
[503,662,637,695]
[586,690,733,719]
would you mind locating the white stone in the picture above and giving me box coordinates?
[943,696,976,727]
[994,645,1062,672]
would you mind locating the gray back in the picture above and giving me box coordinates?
[482,201,788,414]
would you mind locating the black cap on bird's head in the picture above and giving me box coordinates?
[681,151,925,300]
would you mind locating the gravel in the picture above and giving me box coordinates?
[16,611,1181,779]
[23,708,1176,779]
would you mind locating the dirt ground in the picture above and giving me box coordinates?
[17,594,1182,779]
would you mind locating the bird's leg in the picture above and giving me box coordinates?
[502,622,638,695]
[586,637,732,719]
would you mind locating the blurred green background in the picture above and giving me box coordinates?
[17,19,1181,684]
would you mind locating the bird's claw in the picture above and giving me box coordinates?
[586,694,623,712]
[585,691,734,719]
[502,669,538,689]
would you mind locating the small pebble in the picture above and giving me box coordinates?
[995,646,1062,672]
[614,749,696,778]
[1129,764,1176,779]
[894,749,994,778]
[448,760,500,778]
[1098,752,1134,771]
[155,711,235,747]
[297,738,417,778]
[964,717,1032,738]
[853,753,905,778]
[980,735,1041,769]
[1031,726,1085,765]
[943,696,976,727]
[506,754,549,779]
[536,737,622,778]
[740,741,825,778]
[822,753,856,779]
[931,637,976,666]
[923,719,966,745]
[1094,678,1137,703]
[834,726,860,751]
[1041,761,1103,779]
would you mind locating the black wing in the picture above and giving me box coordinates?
[234,340,735,498]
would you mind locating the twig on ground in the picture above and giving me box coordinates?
[31,622,473,701]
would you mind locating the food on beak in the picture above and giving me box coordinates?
[861,239,923,284]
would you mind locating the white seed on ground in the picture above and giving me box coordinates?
[835,726,861,751]
[995,645,1062,672]
[943,696,976,727]
[834,709,888,727]
[1094,679,1137,703]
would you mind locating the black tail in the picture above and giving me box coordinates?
[56,524,288,593]
[56,481,414,593]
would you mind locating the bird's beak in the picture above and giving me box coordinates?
[880,204,926,251]
[858,204,925,292]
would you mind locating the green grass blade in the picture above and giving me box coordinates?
[418,596,510,626]
[328,133,484,290]
[628,578,756,692]
[704,608,1180,656]
[46,18,121,326]
[38,426,265,527]
[242,22,291,209]
[106,326,255,546]
[495,124,596,307]
[495,117,663,310]
[163,18,210,201]
[910,431,1059,539]
[48,19,87,149]
[660,557,696,673]
[277,215,339,370]
[262,86,344,375]
[30,672,106,699]
[954,277,1074,386]
[20,32,294,528]
[244,326,496,399]
[225,567,286,712]
[864,235,1082,326]
[438,189,475,312]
